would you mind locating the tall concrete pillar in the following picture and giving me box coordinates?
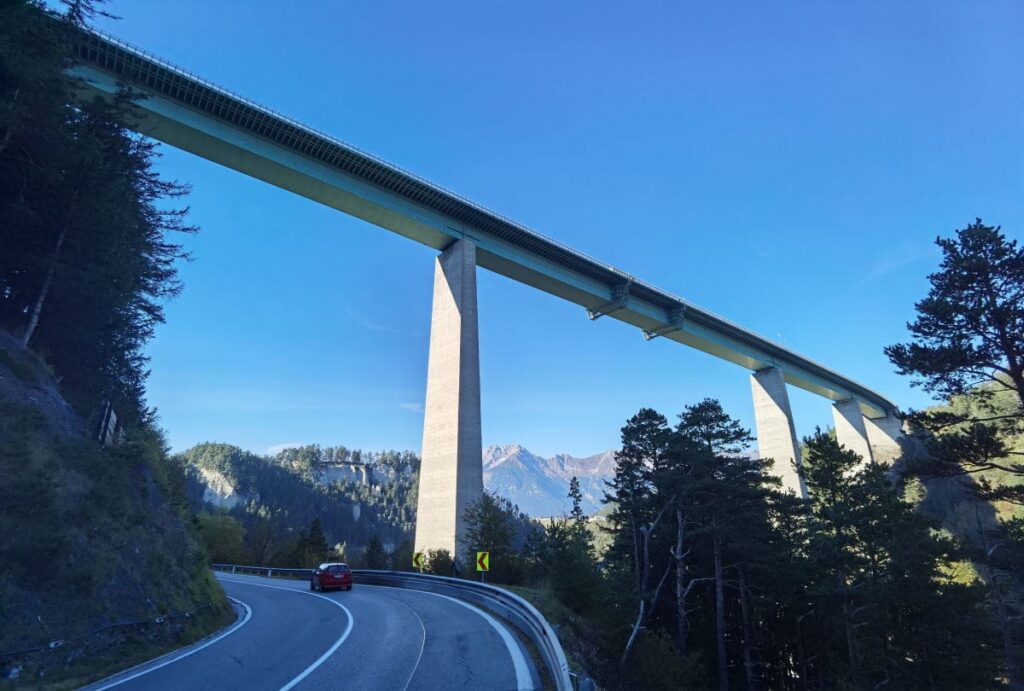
[751,367,807,498]
[832,398,873,465]
[414,239,483,561]
[865,411,903,464]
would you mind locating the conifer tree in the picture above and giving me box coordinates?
[800,431,1000,688]
[0,0,195,427]
[304,517,329,567]
[363,534,387,569]
[886,220,1024,502]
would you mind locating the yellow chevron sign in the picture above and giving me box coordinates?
[476,551,490,572]
[412,552,425,569]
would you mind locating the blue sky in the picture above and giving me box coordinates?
[87,1,1022,457]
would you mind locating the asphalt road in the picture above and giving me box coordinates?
[85,572,541,691]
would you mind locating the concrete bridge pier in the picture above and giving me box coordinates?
[751,367,808,499]
[832,398,874,465]
[413,239,484,561]
[832,399,905,466]
[865,412,904,463]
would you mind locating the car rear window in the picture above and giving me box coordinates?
[328,565,350,574]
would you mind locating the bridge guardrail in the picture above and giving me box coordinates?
[212,564,574,691]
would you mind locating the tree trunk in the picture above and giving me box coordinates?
[0,88,19,157]
[675,507,688,655]
[22,221,69,346]
[714,532,729,691]
[621,599,646,670]
[22,194,76,347]
[738,566,759,690]
[795,612,809,690]
[977,509,1023,690]
[842,595,859,682]
[631,513,641,591]
[621,501,675,670]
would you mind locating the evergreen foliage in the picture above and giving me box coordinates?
[885,219,1024,686]
[176,442,417,565]
[0,3,230,683]
[886,220,1024,506]
[886,219,1024,408]
[0,0,195,427]
[460,491,533,583]
[362,534,387,569]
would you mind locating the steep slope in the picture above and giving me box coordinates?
[0,330,232,687]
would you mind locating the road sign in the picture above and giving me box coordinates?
[412,552,425,569]
[476,551,490,572]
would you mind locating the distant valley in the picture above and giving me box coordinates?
[187,441,617,541]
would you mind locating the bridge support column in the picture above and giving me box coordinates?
[751,367,807,498]
[865,411,904,464]
[832,399,874,465]
[414,239,484,561]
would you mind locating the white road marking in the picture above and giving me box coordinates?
[217,576,355,691]
[392,597,428,691]
[91,597,253,690]
[365,584,534,691]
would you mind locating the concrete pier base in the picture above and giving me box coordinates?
[413,239,483,560]
[751,367,807,498]
[865,411,904,464]
[832,399,874,465]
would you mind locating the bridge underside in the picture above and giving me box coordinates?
[70,63,895,421]
[64,32,904,537]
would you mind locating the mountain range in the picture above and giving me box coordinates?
[483,444,617,517]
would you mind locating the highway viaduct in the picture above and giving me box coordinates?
[67,26,904,558]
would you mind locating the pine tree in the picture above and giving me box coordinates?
[569,476,586,527]
[304,517,329,567]
[800,431,1001,688]
[885,220,1024,503]
[460,492,528,584]
[673,399,778,690]
[886,219,1024,409]
[363,534,387,569]
[0,1,195,428]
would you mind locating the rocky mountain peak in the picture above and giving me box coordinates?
[482,444,617,517]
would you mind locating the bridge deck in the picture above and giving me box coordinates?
[67,26,897,418]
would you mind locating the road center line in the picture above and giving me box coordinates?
[391,597,427,691]
[91,597,253,690]
[217,576,354,691]
[364,584,533,691]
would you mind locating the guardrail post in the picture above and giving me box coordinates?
[267,569,272,578]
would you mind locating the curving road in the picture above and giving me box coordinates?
[85,572,541,691]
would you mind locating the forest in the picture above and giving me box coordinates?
[177,442,419,568]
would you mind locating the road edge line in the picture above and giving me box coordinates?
[86,596,253,691]
[363,583,534,691]
[217,576,354,691]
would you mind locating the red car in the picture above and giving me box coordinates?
[311,563,353,592]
